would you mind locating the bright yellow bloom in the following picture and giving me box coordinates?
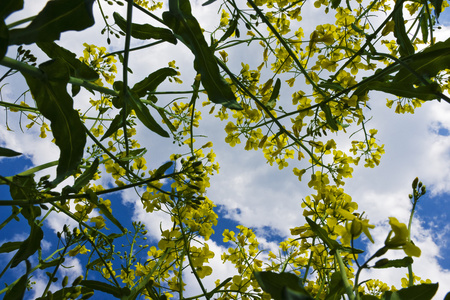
[385,217,421,257]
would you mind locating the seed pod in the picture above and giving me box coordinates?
[72,275,84,287]
[62,275,69,288]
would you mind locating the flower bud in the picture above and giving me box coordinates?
[412,177,419,189]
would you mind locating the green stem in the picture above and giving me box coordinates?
[335,250,355,300]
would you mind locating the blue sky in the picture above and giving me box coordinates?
[2,0,450,299]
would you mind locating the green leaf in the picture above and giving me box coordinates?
[419,12,429,44]
[153,161,173,179]
[21,58,86,185]
[9,175,37,202]
[254,271,312,300]
[305,217,341,251]
[361,295,381,300]
[162,0,242,110]
[216,18,238,45]
[0,21,8,61]
[373,256,413,269]
[131,67,178,98]
[393,2,414,57]
[369,81,441,100]
[354,38,450,101]
[331,0,342,9]
[62,158,99,195]
[324,272,346,300]
[283,287,315,300]
[383,283,438,300]
[394,38,450,85]
[0,241,22,253]
[320,103,339,131]
[430,0,443,19]
[1,0,23,60]
[4,273,28,300]
[113,12,177,44]
[127,90,170,137]
[87,192,126,233]
[0,0,23,18]
[444,292,450,300]
[156,106,177,132]
[101,109,126,141]
[9,0,95,45]
[118,148,147,162]
[37,41,99,81]
[206,277,232,298]
[202,0,218,5]
[0,146,22,157]
[36,286,94,300]
[80,280,129,298]
[11,223,44,268]
[266,78,281,109]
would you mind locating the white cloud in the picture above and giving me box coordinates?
[2,0,450,299]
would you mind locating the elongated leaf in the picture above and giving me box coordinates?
[362,295,382,300]
[0,21,8,60]
[81,280,130,298]
[419,12,429,44]
[393,2,414,57]
[118,148,147,162]
[369,81,441,100]
[62,158,99,195]
[9,175,37,202]
[11,223,44,268]
[127,91,170,137]
[324,273,345,300]
[383,283,438,300]
[153,161,173,179]
[87,193,126,233]
[0,146,21,157]
[283,287,315,300]
[254,271,311,300]
[101,110,126,141]
[305,216,341,251]
[331,0,342,9]
[21,58,86,185]
[394,38,450,84]
[9,0,95,45]
[113,12,177,44]
[37,42,99,81]
[430,0,443,19]
[36,286,94,300]
[4,273,28,300]
[267,78,281,109]
[0,241,22,253]
[156,107,177,132]
[320,103,339,131]
[0,0,23,18]
[217,18,238,45]
[354,38,450,101]
[0,0,23,60]
[131,67,178,97]
[162,0,242,110]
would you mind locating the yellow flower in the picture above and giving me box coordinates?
[337,208,375,245]
[385,217,421,257]
[68,245,90,256]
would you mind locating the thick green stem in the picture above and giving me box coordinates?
[335,250,355,300]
